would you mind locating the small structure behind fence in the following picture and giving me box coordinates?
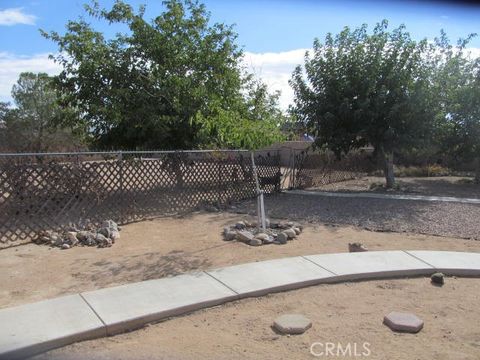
[0,150,281,247]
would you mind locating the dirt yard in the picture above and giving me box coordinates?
[1,211,479,309]
[33,277,480,360]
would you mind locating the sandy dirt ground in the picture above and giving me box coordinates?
[316,176,480,198]
[1,212,479,309]
[33,277,480,360]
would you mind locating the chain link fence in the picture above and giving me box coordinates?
[0,150,280,248]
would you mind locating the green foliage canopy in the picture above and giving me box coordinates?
[0,73,83,153]
[430,31,480,165]
[43,0,284,150]
[291,20,435,159]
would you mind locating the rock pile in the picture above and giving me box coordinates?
[223,219,303,246]
[34,220,121,249]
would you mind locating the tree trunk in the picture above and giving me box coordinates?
[382,150,395,189]
[475,157,480,184]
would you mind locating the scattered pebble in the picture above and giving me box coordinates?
[349,242,368,252]
[431,272,445,286]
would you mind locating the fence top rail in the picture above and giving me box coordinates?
[0,149,254,157]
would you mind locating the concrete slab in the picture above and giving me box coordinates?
[407,251,480,276]
[0,294,105,360]
[304,251,435,281]
[273,314,312,335]
[206,257,336,297]
[384,312,424,333]
[81,272,237,335]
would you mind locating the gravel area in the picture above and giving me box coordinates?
[236,192,480,240]
[316,176,480,198]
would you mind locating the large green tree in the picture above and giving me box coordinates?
[431,31,480,182]
[194,78,286,149]
[290,21,436,187]
[0,73,83,153]
[43,0,284,150]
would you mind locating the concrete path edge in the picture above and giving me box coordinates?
[1,250,479,359]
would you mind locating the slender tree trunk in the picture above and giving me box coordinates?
[475,157,480,184]
[379,146,395,188]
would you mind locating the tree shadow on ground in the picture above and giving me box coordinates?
[72,250,212,288]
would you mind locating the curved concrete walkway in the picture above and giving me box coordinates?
[1,250,480,359]
[286,189,480,204]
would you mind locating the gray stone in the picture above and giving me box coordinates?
[35,231,53,244]
[224,231,237,241]
[255,233,273,244]
[83,234,97,247]
[67,224,79,232]
[255,233,270,241]
[431,272,444,286]
[273,314,312,335]
[277,232,288,244]
[235,221,246,230]
[51,234,63,247]
[95,234,112,248]
[384,312,424,333]
[61,243,70,250]
[249,239,262,246]
[65,232,79,246]
[76,231,94,242]
[110,230,120,243]
[262,237,274,244]
[284,228,297,239]
[98,227,112,239]
[236,230,254,243]
[38,236,50,244]
[349,242,368,252]
[293,227,301,235]
[223,227,230,235]
[269,221,279,229]
[102,220,118,231]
